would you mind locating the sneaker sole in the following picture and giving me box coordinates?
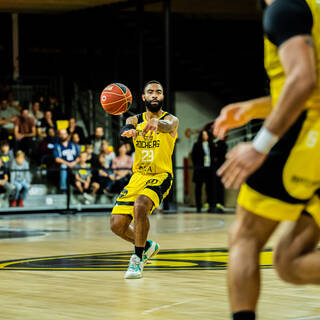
[149,244,160,259]
[124,273,143,279]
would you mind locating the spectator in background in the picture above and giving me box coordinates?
[67,117,85,144]
[29,101,44,127]
[108,142,133,194]
[10,150,31,207]
[0,158,14,204]
[33,93,46,110]
[71,133,85,152]
[0,140,14,169]
[6,91,20,110]
[100,140,115,168]
[91,153,113,194]
[38,110,57,138]
[48,95,63,119]
[85,144,97,168]
[87,127,105,155]
[53,129,80,192]
[73,152,96,203]
[14,107,36,157]
[0,98,19,137]
[38,127,59,166]
[191,130,216,213]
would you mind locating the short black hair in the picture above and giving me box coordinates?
[143,80,163,93]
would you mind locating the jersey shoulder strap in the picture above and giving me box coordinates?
[159,112,171,120]
[136,113,144,124]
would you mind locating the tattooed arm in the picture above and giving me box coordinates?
[142,114,179,138]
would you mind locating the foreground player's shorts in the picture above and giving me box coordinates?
[238,109,320,227]
[111,172,173,216]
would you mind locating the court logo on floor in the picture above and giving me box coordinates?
[0,249,273,271]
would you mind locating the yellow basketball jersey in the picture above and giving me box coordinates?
[264,0,320,109]
[132,112,177,176]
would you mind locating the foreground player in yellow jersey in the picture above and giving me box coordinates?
[215,0,320,319]
[110,80,179,279]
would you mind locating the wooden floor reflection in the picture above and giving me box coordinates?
[0,212,319,320]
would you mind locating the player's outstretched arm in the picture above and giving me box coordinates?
[121,115,138,139]
[214,96,272,140]
[158,114,179,134]
[142,114,179,139]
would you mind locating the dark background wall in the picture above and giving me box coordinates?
[0,9,268,105]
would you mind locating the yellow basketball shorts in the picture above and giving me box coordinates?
[111,172,173,216]
[238,109,320,227]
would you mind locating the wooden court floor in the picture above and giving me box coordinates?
[0,212,319,320]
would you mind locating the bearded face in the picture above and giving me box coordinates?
[143,83,165,113]
[144,98,164,113]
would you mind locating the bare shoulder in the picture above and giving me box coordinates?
[125,115,138,127]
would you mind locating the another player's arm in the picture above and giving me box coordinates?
[142,114,179,138]
[263,35,316,139]
[218,1,316,189]
[121,115,138,139]
[214,96,272,139]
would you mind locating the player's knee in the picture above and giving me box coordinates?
[134,195,152,218]
[275,263,304,284]
[110,217,124,235]
[273,247,304,284]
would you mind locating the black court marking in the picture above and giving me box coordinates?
[0,248,274,271]
[0,228,68,239]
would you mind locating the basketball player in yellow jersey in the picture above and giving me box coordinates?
[110,80,179,279]
[214,0,320,319]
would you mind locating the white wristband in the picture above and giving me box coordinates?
[252,127,279,154]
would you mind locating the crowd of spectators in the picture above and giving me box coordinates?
[0,89,134,207]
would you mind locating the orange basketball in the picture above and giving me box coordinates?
[100,83,132,115]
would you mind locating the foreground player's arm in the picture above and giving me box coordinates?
[214,96,272,139]
[263,36,316,137]
[121,115,138,139]
[142,114,179,138]
[218,0,316,189]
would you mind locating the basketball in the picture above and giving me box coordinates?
[100,83,132,115]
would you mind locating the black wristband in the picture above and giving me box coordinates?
[120,124,135,135]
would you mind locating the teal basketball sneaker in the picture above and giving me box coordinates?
[143,240,160,264]
[124,254,144,279]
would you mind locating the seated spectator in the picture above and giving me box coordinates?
[48,95,63,119]
[0,158,14,203]
[85,144,97,168]
[7,91,20,109]
[38,127,59,166]
[87,127,105,155]
[91,153,113,194]
[38,110,57,138]
[29,101,43,126]
[53,129,80,192]
[100,140,115,168]
[71,133,85,152]
[67,117,86,144]
[108,142,133,194]
[73,152,98,202]
[33,92,46,110]
[0,98,18,138]
[0,140,14,169]
[14,107,36,157]
[10,151,31,207]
